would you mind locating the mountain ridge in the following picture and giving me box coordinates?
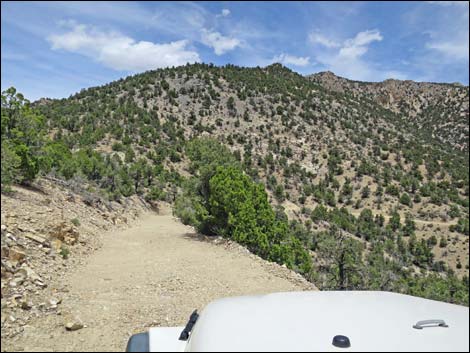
[308,69,469,151]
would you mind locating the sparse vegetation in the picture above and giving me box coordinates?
[2,62,468,305]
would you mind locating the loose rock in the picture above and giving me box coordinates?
[8,247,27,264]
[65,321,84,331]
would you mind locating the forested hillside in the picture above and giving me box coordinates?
[2,63,469,305]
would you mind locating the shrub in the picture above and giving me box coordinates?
[399,193,412,207]
[386,185,400,196]
[112,142,125,151]
[439,237,448,248]
[60,246,70,259]
[145,187,166,202]
[448,205,460,219]
[71,218,80,227]
[173,192,208,232]
[207,166,312,274]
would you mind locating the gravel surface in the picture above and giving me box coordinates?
[3,208,315,352]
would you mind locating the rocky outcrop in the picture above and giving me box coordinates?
[309,71,469,151]
[0,178,149,340]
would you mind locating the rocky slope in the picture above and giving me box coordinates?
[309,71,469,151]
[1,178,149,340]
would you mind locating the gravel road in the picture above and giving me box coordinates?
[4,209,315,352]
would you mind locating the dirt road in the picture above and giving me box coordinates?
[4,209,315,352]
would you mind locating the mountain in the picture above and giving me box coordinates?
[309,71,469,151]
[2,63,469,305]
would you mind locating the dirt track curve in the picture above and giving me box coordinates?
[4,208,315,352]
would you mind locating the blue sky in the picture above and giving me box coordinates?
[2,1,469,101]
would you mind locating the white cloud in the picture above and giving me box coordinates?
[47,23,200,71]
[344,30,383,48]
[338,29,383,59]
[200,29,241,55]
[309,29,399,81]
[272,53,310,67]
[308,32,340,48]
[308,29,382,60]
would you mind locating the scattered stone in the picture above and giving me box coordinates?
[2,260,16,273]
[47,297,61,309]
[1,246,9,258]
[34,280,47,288]
[10,278,23,287]
[49,223,79,246]
[1,224,7,233]
[65,321,84,331]
[8,247,27,264]
[24,233,48,246]
[18,225,35,233]
[20,298,33,310]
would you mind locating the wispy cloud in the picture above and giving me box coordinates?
[309,29,394,81]
[139,2,209,43]
[48,22,200,71]
[403,0,469,81]
[200,29,241,55]
[423,9,468,62]
[146,4,243,56]
[426,40,468,60]
[308,32,340,48]
[338,29,383,59]
[426,1,469,7]
[272,53,310,67]
[3,1,469,101]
